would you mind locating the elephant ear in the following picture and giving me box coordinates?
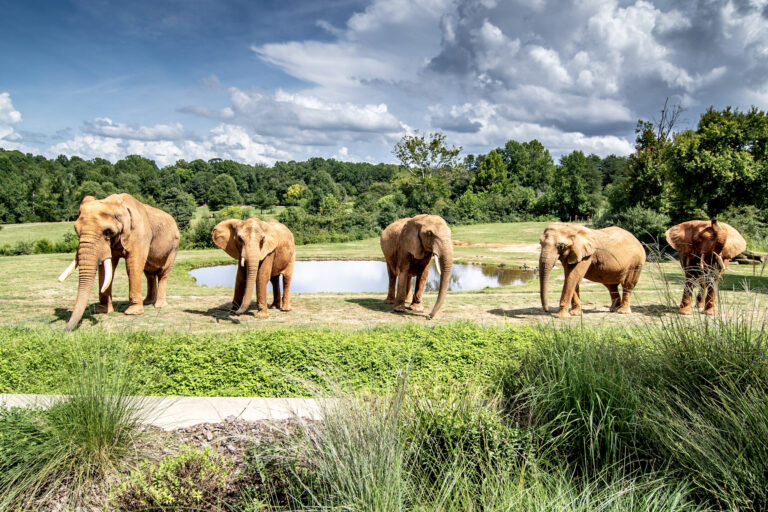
[259,222,279,256]
[567,233,595,264]
[80,195,97,206]
[400,218,426,259]
[721,223,747,260]
[665,224,691,254]
[115,201,135,249]
[212,219,242,260]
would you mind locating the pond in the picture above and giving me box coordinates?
[188,260,536,293]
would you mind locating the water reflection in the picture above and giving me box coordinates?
[189,260,535,293]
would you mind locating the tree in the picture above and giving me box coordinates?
[207,173,242,211]
[161,187,197,230]
[550,151,597,220]
[393,131,462,210]
[471,150,508,193]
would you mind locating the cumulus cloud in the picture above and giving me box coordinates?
[33,0,768,163]
[0,92,35,152]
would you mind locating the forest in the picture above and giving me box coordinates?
[1,106,766,250]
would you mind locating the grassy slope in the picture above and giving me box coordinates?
[0,222,72,245]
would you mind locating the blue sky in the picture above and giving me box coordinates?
[1,0,767,165]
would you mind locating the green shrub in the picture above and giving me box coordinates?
[182,216,217,249]
[593,205,671,247]
[114,446,235,511]
[11,239,33,255]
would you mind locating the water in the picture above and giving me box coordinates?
[188,260,536,293]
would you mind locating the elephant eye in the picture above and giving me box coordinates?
[104,228,114,238]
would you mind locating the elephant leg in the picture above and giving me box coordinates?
[606,284,621,312]
[154,255,175,309]
[269,275,281,309]
[280,260,293,311]
[678,267,696,315]
[97,256,118,314]
[408,264,430,312]
[143,271,158,305]
[232,265,247,311]
[617,266,642,314]
[570,284,582,316]
[393,267,410,312]
[255,255,274,319]
[556,262,588,318]
[704,277,719,316]
[385,264,397,304]
[404,275,414,304]
[124,255,146,315]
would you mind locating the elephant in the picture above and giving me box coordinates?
[539,223,646,318]
[58,193,179,330]
[665,219,746,316]
[212,217,295,318]
[380,214,453,319]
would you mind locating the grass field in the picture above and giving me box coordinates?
[0,221,72,245]
[1,221,766,333]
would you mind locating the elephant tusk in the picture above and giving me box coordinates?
[240,257,245,267]
[58,259,77,282]
[714,252,725,276]
[434,254,441,275]
[100,258,113,293]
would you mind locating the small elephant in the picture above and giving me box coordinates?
[59,193,180,330]
[539,223,646,318]
[212,217,295,318]
[665,219,746,316]
[380,214,453,319]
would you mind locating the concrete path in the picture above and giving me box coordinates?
[0,394,324,430]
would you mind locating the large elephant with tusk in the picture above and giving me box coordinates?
[59,194,180,330]
[380,214,453,319]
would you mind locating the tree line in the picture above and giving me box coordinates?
[1,105,766,249]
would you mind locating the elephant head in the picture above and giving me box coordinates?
[212,218,279,314]
[59,195,134,330]
[665,219,746,275]
[539,223,594,312]
[401,214,453,319]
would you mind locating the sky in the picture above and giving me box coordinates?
[1,0,767,166]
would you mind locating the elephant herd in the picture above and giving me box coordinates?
[57,193,747,330]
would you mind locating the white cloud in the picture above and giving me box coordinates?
[82,117,192,141]
[0,92,37,153]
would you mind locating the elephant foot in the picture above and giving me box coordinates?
[393,304,407,313]
[696,301,705,309]
[255,309,269,319]
[704,307,717,316]
[385,297,395,304]
[269,302,280,309]
[616,306,631,314]
[554,310,570,319]
[154,299,168,309]
[408,302,424,312]
[96,304,113,314]
[143,297,156,305]
[280,301,292,311]
[124,304,144,315]
[677,306,693,316]
[569,308,582,316]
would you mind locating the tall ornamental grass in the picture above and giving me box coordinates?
[0,338,152,509]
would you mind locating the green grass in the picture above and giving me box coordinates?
[0,221,72,245]
[0,340,149,509]
[0,324,536,396]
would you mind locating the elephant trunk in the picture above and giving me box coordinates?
[65,238,99,331]
[427,241,453,319]
[235,253,260,315]
[539,246,557,313]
